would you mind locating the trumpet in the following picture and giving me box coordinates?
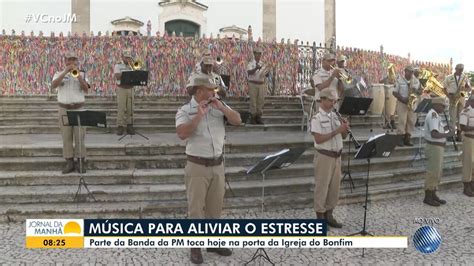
[128,59,143,70]
[333,108,361,149]
[216,56,224,65]
[331,66,353,84]
[71,69,80,78]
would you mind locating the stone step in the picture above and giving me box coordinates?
[0,174,462,222]
[0,160,461,187]
[0,123,305,135]
[0,149,461,174]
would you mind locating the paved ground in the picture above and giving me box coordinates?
[0,187,472,265]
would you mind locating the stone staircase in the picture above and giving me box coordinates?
[0,96,463,222]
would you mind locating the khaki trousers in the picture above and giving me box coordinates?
[396,101,416,135]
[313,151,342,213]
[448,95,465,129]
[117,87,133,127]
[462,136,474,182]
[424,143,444,190]
[248,82,266,117]
[58,107,86,159]
[184,161,226,219]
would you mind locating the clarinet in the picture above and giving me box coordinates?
[442,111,458,151]
[333,108,361,149]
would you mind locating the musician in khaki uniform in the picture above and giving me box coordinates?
[459,95,474,197]
[114,49,135,136]
[311,53,344,113]
[311,89,349,228]
[176,74,241,264]
[443,63,472,141]
[247,47,270,124]
[423,97,454,206]
[51,51,89,174]
[392,66,419,146]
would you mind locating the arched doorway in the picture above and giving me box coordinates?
[165,20,200,37]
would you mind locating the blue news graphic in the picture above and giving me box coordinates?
[413,226,442,254]
[84,219,327,237]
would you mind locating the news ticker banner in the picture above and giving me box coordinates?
[26,219,407,249]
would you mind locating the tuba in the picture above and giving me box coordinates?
[419,69,446,97]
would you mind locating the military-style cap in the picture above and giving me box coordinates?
[319,89,338,100]
[201,56,214,65]
[323,53,336,61]
[186,73,217,89]
[253,47,263,53]
[65,50,78,59]
[431,97,446,105]
[337,55,347,62]
[405,65,414,72]
[122,49,132,58]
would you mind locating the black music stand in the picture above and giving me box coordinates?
[338,97,372,192]
[119,70,149,141]
[410,98,432,166]
[244,147,306,266]
[350,133,399,256]
[66,110,107,202]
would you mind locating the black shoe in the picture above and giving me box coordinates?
[432,191,446,204]
[190,248,203,264]
[390,120,397,129]
[325,209,343,228]
[126,124,135,135]
[255,115,264,125]
[463,182,474,197]
[423,190,440,206]
[207,248,232,256]
[76,158,87,174]
[116,126,125,136]
[404,134,414,146]
[62,158,75,174]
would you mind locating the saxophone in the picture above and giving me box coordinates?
[453,74,468,106]
[407,78,418,111]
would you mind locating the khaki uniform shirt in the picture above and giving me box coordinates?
[247,59,268,83]
[311,108,343,151]
[424,109,446,143]
[312,68,338,100]
[459,105,474,133]
[113,62,132,86]
[53,71,87,104]
[175,97,226,158]
[394,76,419,98]
[443,73,471,94]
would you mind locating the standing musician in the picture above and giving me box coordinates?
[392,65,420,146]
[247,47,270,124]
[459,95,474,197]
[197,56,227,98]
[311,53,344,113]
[311,89,349,228]
[423,97,454,206]
[443,63,472,141]
[51,51,89,174]
[176,74,241,264]
[114,49,135,136]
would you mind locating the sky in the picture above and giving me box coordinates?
[0,0,471,70]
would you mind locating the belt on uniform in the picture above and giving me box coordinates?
[426,140,446,147]
[464,134,474,139]
[316,149,342,158]
[59,102,84,109]
[187,155,223,167]
[249,80,265,85]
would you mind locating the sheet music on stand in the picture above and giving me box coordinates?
[246,147,305,175]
